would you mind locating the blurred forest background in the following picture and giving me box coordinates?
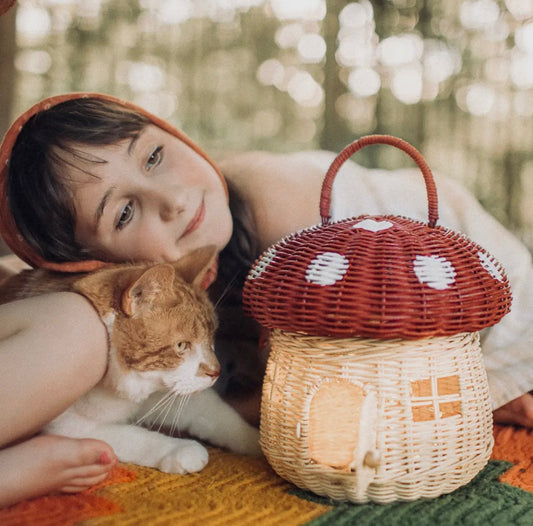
[1,0,533,251]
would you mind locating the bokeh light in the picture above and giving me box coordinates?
[339,1,373,29]
[504,0,533,20]
[459,0,500,31]
[155,0,193,24]
[348,67,380,98]
[269,0,325,21]
[391,65,423,104]
[423,40,461,84]
[16,4,51,43]
[515,22,533,53]
[257,58,285,87]
[297,33,326,63]
[456,83,496,116]
[510,51,533,89]
[15,50,52,74]
[286,70,323,107]
[378,34,423,67]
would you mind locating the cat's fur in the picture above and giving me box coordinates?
[0,246,260,473]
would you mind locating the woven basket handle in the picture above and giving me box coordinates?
[320,135,439,228]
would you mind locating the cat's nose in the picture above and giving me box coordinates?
[198,362,221,379]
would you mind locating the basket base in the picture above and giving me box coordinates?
[260,330,493,503]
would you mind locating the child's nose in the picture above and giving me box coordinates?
[157,189,186,221]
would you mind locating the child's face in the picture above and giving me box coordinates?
[65,125,232,264]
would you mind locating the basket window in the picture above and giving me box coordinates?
[410,375,462,422]
[411,404,435,422]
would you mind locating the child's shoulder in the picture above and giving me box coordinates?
[219,150,334,187]
[219,151,330,248]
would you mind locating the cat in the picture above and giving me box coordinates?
[0,246,261,474]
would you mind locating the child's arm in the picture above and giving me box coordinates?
[0,292,108,446]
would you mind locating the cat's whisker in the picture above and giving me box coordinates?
[164,392,184,435]
[134,390,173,426]
[213,273,240,309]
[141,391,177,431]
[142,392,171,430]
[135,390,175,427]
[169,393,191,437]
[168,395,181,436]
[156,391,181,434]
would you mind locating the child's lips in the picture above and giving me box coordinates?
[182,198,205,238]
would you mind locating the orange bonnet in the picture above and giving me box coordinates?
[0,92,227,279]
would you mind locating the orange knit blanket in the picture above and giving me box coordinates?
[2,425,533,526]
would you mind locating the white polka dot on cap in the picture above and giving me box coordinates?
[353,219,394,232]
[413,255,456,290]
[306,252,349,286]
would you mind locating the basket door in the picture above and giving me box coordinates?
[308,380,379,500]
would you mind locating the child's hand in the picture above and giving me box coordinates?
[493,392,533,428]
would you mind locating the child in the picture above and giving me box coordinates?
[1,92,533,506]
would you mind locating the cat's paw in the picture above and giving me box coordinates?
[158,440,209,474]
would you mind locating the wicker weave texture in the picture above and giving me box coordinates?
[245,215,511,339]
[260,330,493,503]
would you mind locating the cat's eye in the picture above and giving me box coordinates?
[176,341,191,353]
[116,201,134,230]
[146,146,163,171]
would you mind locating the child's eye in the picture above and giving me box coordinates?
[116,201,134,230]
[146,146,163,171]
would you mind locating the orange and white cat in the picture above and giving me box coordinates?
[0,247,260,474]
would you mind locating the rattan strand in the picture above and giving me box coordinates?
[260,330,493,503]
[320,135,439,227]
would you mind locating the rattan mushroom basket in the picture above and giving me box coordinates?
[242,135,512,503]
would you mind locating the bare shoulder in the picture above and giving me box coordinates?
[219,151,327,249]
[218,150,329,185]
[0,290,107,364]
[3,291,103,329]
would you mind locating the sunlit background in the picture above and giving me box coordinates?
[1,0,533,248]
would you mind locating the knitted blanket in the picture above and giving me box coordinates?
[2,425,533,526]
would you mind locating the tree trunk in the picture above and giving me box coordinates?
[0,4,16,138]
[0,4,16,256]
[320,0,350,152]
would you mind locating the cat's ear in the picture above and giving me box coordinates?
[171,245,218,287]
[122,264,175,317]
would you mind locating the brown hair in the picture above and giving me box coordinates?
[7,98,150,263]
[210,177,264,403]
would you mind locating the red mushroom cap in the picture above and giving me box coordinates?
[243,136,512,340]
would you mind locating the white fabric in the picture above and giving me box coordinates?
[291,150,533,409]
